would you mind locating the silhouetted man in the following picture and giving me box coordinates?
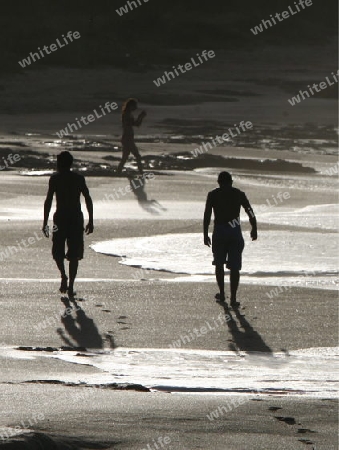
[204,171,257,307]
[42,151,94,297]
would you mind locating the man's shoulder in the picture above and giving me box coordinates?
[231,187,245,196]
[60,171,85,184]
[208,187,245,195]
[49,172,59,184]
[70,171,85,181]
[50,171,85,185]
[208,187,221,196]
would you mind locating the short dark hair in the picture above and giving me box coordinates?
[57,151,73,169]
[218,171,232,185]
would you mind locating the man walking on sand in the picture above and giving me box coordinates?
[42,151,94,297]
[203,171,257,307]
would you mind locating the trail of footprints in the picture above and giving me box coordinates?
[266,405,318,448]
[89,298,321,448]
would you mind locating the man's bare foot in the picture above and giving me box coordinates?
[215,293,226,302]
[59,276,68,294]
[230,298,240,308]
[67,287,76,298]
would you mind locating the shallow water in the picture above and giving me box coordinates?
[2,346,338,397]
[91,229,338,289]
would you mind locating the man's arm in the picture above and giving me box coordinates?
[242,193,257,241]
[203,193,213,246]
[42,177,55,237]
[81,178,94,234]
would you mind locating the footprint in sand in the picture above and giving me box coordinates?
[275,416,296,425]
[298,429,317,434]
[298,438,315,445]
[105,333,115,349]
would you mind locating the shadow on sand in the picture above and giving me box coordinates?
[128,175,167,215]
[218,302,272,354]
[0,431,119,449]
[57,297,115,350]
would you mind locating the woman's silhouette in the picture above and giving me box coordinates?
[117,98,147,175]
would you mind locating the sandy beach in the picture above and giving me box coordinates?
[0,134,338,449]
[0,2,338,445]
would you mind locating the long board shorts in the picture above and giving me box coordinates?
[52,211,84,261]
[212,223,245,270]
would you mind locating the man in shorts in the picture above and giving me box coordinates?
[203,171,257,307]
[42,151,94,297]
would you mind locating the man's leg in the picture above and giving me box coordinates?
[228,230,244,307]
[55,258,68,293]
[230,269,240,304]
[66,214,84,297]
[52,224,68,293]
[68,259,79,297]
[215,264,225,301]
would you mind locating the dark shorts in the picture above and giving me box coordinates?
[212,223,245,270]
[52,212,84,261]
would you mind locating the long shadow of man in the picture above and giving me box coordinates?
[57,297,114,350]
[220,303,272,354]
[128,175,166,215]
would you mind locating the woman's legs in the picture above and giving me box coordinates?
[118,142,143,175]
[117,147,130,174]
[131,145,143,175]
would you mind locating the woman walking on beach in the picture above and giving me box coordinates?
[117,98,147,175]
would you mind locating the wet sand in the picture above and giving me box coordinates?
[0,271,338,449]
[0,385,337,449]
